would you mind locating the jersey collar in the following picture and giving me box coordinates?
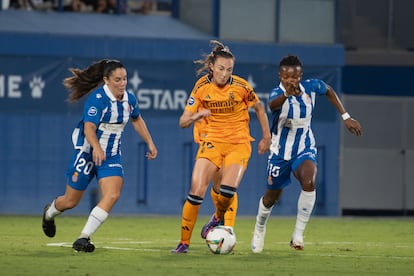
[207,75,233,85]
[103,84,128,102]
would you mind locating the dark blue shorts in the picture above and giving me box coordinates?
[266,148,317,190]
[66,150,124,191]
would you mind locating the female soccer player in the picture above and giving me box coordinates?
[251,55,362,253]
[172,40,271,253]
[42,59,158,252]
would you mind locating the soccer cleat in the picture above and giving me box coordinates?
[72,238,95,252]
[200,215,220,239]
[251,227,266,253]
[42,204,56,238]
[290,238,304,250]
[171,242,189,253]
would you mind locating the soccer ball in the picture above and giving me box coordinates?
[205,226,236,255]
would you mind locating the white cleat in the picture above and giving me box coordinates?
[251,227,266,253]
[290,237,304,250]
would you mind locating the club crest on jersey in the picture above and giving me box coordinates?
[87,106,98,116]
[187,96,195,106]
[72,172,79,183]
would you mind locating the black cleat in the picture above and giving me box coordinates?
[42,204,56,238]
[73,238,95,252]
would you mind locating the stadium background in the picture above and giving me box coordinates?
[0,0,413,216]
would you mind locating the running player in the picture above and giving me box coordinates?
[41,59,158,252]
[251,55,362,253]
[172,40,271,253]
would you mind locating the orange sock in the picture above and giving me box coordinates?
[181,198,201,245]
[215,194,234,222]
[224,192,238,228]
[210,187,220,208]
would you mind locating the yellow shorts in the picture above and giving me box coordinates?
[196,141,252,169]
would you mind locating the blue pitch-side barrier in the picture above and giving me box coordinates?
[0,10,344,216]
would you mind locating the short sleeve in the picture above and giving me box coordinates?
[83,92,104,126]
[128,91,141,119]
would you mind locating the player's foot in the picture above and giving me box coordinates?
[42,204,56,238]
[200,215,220,239]
[251,227,266,253]
[171,242,189,253]
[73,238,95,252]
[290,237,304,250]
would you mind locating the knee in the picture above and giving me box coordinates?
[262,194,277,208]
[262,196,274,208]
[63,197,80,210]
[301,180,315,192]
[263,189,282,208]
[105,192,121,204]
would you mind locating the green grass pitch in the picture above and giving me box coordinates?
[0,215,413,275]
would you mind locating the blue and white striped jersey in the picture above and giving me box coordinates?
[269,79,327,161]
[71,84,140,156]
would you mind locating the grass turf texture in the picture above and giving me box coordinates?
[0,216,413,275]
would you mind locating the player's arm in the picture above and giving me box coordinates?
[268,89,288,111]
[179,109,211,128]
[325,85,363,136]
[131,116,158,160]
[252,101,271,154]
[84,121,106,166]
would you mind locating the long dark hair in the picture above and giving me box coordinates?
[64,59,125,102]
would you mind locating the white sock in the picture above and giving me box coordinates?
[46,199,62,220]
[79,206,109,239]
[293,190,316,240]
[254,197,273,232]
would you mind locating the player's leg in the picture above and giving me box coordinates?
[172,157,217,253]
[42,151,93,238]
[207,143,249,234]
[251,189,282,253]
[42,185,84,238]
[206,169,238,229]
[201,173,222,239]
[224,191,238,228]
[73,154,124,252]
[208,170,221,211]
[214,164,244,223]
[207,142,249,228]
[200,164,243,238]
[291,158,317,250]
[73,175,123,252]
[252,154,290,253]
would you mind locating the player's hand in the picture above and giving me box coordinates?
[196,109,211,120]
[285,82,301,97]
[92,147,106,166]
[344,118,362,136]
[258,137,271,155]
[146,143,158,160]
